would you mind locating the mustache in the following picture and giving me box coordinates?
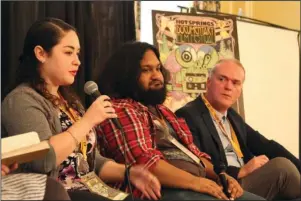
[149,79,164,85]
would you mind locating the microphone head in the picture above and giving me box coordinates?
[214,163,227,174]
[84,81,99,96]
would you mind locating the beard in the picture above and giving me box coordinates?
[134,83,167,106]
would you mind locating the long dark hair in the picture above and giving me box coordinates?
[15,17,82,111]
[98,41,170,100]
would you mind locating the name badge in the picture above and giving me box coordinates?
[81,172,129,200]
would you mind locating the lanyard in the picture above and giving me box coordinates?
[58,99,88,161]
[148,106,201,164]
[201,94,243,158]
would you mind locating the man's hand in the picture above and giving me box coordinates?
[1,163,18,176]
[129,165,161,200]
[238,155,269,178]
[192,177,229,200]
[223,173,243,200]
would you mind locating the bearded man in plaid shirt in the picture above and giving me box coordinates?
[96,41,264,201]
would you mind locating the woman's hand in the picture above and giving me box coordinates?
[129,165,161,200]
[1,163,18,176]
[83,95,117,127]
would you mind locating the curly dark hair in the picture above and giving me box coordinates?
[15,17,82,111]
[97,41,170,100]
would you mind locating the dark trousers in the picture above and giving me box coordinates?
[43,177,71,200]
[160,187,265,200]
[241,157,301,200]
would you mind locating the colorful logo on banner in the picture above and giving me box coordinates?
[152,10,240,112]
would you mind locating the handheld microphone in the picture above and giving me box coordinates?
[214,163,231,199]
[84,81,122,130]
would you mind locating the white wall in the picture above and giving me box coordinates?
[140,1,192,43]
[140,1,299,157]
[237,21,299,157]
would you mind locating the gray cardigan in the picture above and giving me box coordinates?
[1,84,111,177]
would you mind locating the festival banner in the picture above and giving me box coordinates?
[152,10,244,116]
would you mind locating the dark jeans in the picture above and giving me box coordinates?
[160,187,265,200]
[68,190,143,201]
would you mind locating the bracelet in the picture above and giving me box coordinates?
[125,164,132,181]
[121,164,132,189]
[66,130,79,146]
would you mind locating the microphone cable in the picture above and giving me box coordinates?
[116,124,135,201]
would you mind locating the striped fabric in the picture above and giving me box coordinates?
[1,173,47,200]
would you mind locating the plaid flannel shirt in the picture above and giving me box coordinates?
[96,98,211,198]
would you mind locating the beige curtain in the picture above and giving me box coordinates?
[134,1,141,41]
